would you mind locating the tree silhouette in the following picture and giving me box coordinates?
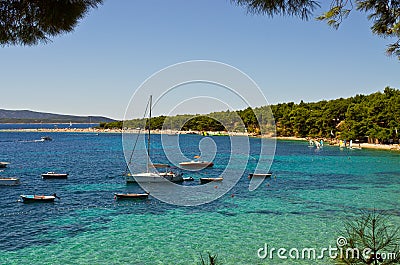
[0,0,102,46]
[2,1,398,59]
[233,0,400,59]
[339,210,400,264]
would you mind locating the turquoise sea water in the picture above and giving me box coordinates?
[0,132,399,264]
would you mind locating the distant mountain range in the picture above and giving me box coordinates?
[0,109,115,123]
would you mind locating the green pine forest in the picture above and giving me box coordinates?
[99,87,400,143]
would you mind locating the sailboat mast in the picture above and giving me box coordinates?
[147,95,152,173]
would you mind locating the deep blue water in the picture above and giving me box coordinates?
[0,132,399,264]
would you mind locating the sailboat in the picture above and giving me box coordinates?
[125,95,183,183]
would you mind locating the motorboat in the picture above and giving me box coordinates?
[199,177,223,184]
[179,161,214,169]
[179,156,214,170]
[41,172,68,179]
[0,162,10,168]
[114,192,149,200]
[248,173,272,179]
[20,193,60,203]
[0,177,20,186]
[126,171,183,183]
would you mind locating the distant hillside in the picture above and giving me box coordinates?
[0,109,115,123]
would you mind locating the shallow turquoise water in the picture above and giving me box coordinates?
[0,132,399,264]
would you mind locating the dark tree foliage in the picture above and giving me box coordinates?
[232,0,320,20]
[1,0,399,59]
[99,121,122,129]
[339,210,400,265]
[317,0,400,59]
[145,116,167,131]
[236,107,260,134]
[0,0,102,46]
[181,116,225,132]
[269,87,400,141]
[233,0,400,59]
[116,87,400,142]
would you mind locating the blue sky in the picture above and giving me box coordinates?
[1,0,399,120]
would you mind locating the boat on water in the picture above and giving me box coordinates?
[34,136,52,142]
[126,171,183,183]
[207,132,229,136]
[179,156,214,170]
[125,161,183,183]
[41,172,68,179]
[199,177,223,184]
[0,177,20,186]
[124,96,183,184]
[114,192,149,200]
[0,162,10,168]
[20,193,60,203]
[248,173,272,179]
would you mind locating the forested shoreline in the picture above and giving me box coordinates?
[100,87,400,143]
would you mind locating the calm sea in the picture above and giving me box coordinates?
[0,132,399,264]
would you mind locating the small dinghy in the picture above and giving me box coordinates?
[20,193,60,203]
[248,173,272,179]
[41,172,68,179]
[0,162,10,168]
[183,177,194,181]
[179,161,214,169]
[179,156,214,170]
[0,177,20,186]
[199,177,223,184]
[114,193,149,200]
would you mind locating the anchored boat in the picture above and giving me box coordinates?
[0,162,10,168]
[248,173,272,179]
[179,156,214,170]
[41,172,68,179]
[124,96,183,184]
[20,193,60,203]
[199,177,223,184]
[114,193,149,200]
[0,177,20,186]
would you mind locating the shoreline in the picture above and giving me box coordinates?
[0,128,398,152]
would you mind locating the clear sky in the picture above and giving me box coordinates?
[1,1,399,120]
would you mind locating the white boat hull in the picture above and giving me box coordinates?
[248,173,272,179]
[179,161,214,169]
[0,162,10,168]
[126,172,183,183]
[20,195,56,203]
[0,178,20,186]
